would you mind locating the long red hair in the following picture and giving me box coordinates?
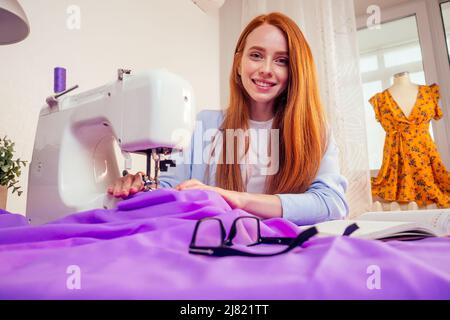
[214,12,328,194]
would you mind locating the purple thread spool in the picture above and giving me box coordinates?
[54,67,66,93]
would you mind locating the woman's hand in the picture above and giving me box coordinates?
[175,179,247,209]
[107,172,144,198]
[175,179,216,192]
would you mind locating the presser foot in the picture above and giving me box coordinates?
[142,175,159,191]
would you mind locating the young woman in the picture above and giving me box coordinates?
[108,12,349,225]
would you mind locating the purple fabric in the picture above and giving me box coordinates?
[0,189,449,299]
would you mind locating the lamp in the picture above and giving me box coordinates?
[0,0,29,45]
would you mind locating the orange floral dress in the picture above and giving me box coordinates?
[369,84,450,207]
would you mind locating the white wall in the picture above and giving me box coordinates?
[0,0,221,214]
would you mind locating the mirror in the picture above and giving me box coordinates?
[440,1,450,64]
[357,16,431,173]
[356,15,440,211]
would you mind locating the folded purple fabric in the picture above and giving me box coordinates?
[0,209,29,228]
[0,189,449,299]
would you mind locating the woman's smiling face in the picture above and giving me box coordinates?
[239,23,289,112]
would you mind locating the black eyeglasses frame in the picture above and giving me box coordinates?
[189,216,319,257]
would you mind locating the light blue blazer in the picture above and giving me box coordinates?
[159,110,349,225]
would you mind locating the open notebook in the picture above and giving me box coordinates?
[313,209,450,241]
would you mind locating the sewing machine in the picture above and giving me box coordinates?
[26,69,195,225]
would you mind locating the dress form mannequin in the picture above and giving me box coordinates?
[369,71,447,210]
[387,71,420,118]
[374,71,422,211]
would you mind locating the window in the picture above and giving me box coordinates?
[359,55,378,73]
[383,44,422,67]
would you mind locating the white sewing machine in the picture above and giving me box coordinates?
[27,69,195,225]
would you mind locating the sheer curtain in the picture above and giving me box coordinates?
[241,0,372,217]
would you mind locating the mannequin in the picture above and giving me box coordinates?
[368,71,448,210]
[373,71,421,210]
[387,72,420,119]
[375,71,422,210]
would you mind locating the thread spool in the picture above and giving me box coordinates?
[54,67,66,93]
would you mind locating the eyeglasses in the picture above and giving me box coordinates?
[189,216,353,257]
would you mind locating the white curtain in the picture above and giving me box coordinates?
[241,0,372,217]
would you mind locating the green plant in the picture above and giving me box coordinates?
[0,136,27,196]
